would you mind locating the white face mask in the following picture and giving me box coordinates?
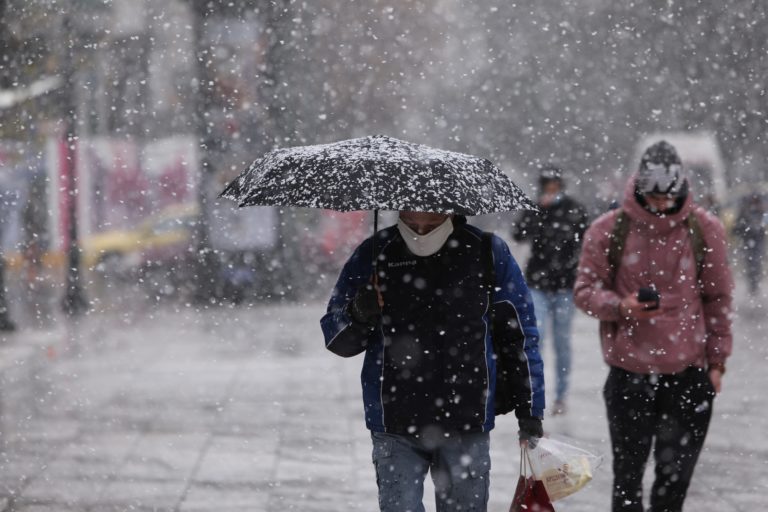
[397,217,454,257]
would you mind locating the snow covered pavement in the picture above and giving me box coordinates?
[0,288,765,511]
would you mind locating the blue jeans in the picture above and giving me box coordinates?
[371,431,491,512]
[530,288,575,403]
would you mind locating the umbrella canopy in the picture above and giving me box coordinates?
[220,135,536,216]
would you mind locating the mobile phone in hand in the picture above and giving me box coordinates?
[637,287,660,310]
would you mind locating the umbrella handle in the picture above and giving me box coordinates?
[372,209,379,283]
[369,209,385,309]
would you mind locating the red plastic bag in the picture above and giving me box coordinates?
[509,447,556,512]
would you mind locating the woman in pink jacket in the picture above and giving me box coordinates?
[574,141,733,512]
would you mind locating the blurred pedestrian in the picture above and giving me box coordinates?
[733,193,766,296]
[321,212,545,512]
[512,165,588,415]
[0,191,17,332]
[574,141,733,512]
[0,255,15,332]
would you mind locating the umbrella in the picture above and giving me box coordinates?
[220,135,536,265]
[221,135,535,215]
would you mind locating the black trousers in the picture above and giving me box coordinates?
[604,366,715,512]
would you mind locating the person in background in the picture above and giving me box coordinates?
[321,211,545,512]
[574,141,733,512]
[512,165,588,415]
[0,191,17,332]
[733,192,766,296]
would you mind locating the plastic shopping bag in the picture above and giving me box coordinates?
[509,447,555,512]
[527,437,603,502]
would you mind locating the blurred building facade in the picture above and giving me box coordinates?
[2,0,767,309]
[0,0,290,309]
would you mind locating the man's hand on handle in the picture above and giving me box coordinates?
[518,417,543,449]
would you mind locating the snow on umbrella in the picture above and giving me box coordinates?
[220,134,537,216]
[220,135,537,268]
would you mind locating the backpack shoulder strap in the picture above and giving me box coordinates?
[607,209,630,285]
[685,210,707,278]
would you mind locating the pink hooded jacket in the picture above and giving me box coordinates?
[574,177,733,374]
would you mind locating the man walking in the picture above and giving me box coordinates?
[513,165,588,414]
[733,192,766,296]
[574,141,733,512]
[321,211,545,512]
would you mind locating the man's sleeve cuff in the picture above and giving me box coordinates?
[515,407,544,420]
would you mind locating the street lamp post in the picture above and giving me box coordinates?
[186,0,295,302]
[0,231,15,331]
[190,0,218,303]
[0,0,16,331]
[60,10,88,317]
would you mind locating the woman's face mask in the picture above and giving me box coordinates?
[644,193,676,214]
[397,213,453,257]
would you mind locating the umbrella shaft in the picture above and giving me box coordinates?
[372,209,379,279]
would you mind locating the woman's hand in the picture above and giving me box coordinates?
[708,367,723,394]
[619,294,663,320]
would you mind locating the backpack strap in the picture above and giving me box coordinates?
[685,211,707,278]
[607,209,630,286]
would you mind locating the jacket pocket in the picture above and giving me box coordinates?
[371,432,393,463]
[462,433,492,479]
[462,437,491,506]
[466,451,491,479]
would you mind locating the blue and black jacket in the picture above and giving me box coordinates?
[320,219,545,434]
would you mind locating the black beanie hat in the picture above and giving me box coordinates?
[539,164,563,186]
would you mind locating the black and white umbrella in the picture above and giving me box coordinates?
[220,135,536,263]
[221,135,536,215]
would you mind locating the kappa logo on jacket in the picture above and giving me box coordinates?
[387,259,417,268]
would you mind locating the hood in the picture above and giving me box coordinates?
[621,173,693,236]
